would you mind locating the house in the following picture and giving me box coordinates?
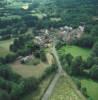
[58,25,85,43]
[34,36,43,45]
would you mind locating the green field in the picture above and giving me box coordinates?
[58,45,91,60]
[10,60,50,78]
[0,39,13,57]
[50,76,82,100]
[81,79,98,100]
[31,12,47,19]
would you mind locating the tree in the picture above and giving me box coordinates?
[92,42,98,57]
[87,57,94,69]
[65,53,73,66]
[11,83,23,100]
[0,64,12,80]
[23,77,39,93]
[81,87,88,97]
[90,25,98,36]
[0,90,10,100]
[70,56,84,75]
[90,65,98,80]
[76,35,94,48]
[5,54,17,63]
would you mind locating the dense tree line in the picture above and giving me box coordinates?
[60,42,98,81]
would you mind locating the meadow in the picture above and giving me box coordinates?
[10,60,50,78]
[58,45,91,60]
[81,79,98,100]
[0,39,13,57]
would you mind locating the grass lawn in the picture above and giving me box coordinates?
[31,13,47,19]
[0,39,13,57]
[10,60,50,78]
[50,76,82,100]
[22,74,54,100]
[58,45,91,60]
[81,79,98,100]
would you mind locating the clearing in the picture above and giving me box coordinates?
[81,79,98,100]
[10,60,50,78]
[58,45,91,60]
[0,39,13,57]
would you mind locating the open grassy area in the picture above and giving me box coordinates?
[50,76,82,100]
[58,45,91,60]
[31,12,47,19]
[0,39,13,57]
[10,60,50,78]
[22,74,54,100]
[81,79,98,100]
[0,15,21,20]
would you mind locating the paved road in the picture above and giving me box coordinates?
[42,44,87,100]
[42,72,60,100]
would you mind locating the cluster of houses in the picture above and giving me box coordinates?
[58,25,85,43]
[34,29,52,48]
[34,25,85,46]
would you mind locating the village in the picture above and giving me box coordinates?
[19,25,85,65]
[34,25,84,46]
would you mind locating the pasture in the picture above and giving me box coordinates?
[81,79,98,100]
[0,39,13,57]
[58,45,91,60]
[10,60,50,78]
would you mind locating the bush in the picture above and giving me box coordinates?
[76,80,81,90]
[0,89,10,100]
[41,64,57,80]
[32,59,40,65]
[81,87,89,97]
[90,65,98,80]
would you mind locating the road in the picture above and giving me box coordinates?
[42,42,87,100]
[52,45,87,100]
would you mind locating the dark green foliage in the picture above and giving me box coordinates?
[0,64,12,80]
[22,77,39,93]
[56,41,66,49]
[65,53,73,66]
[90,25,98,36]
[90,65,98,80]
[5,54,17,63]
[41,64,57,80]
[0,54,17,64]
[0,89,10,100]
[70,56,84,75]
[74,79,81,90]
[92,42,98,57]
[23,15,39,27]
[86,57,94,69]
[75,35,95,48]
[10,35,33,57]
[81,87,88,97]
